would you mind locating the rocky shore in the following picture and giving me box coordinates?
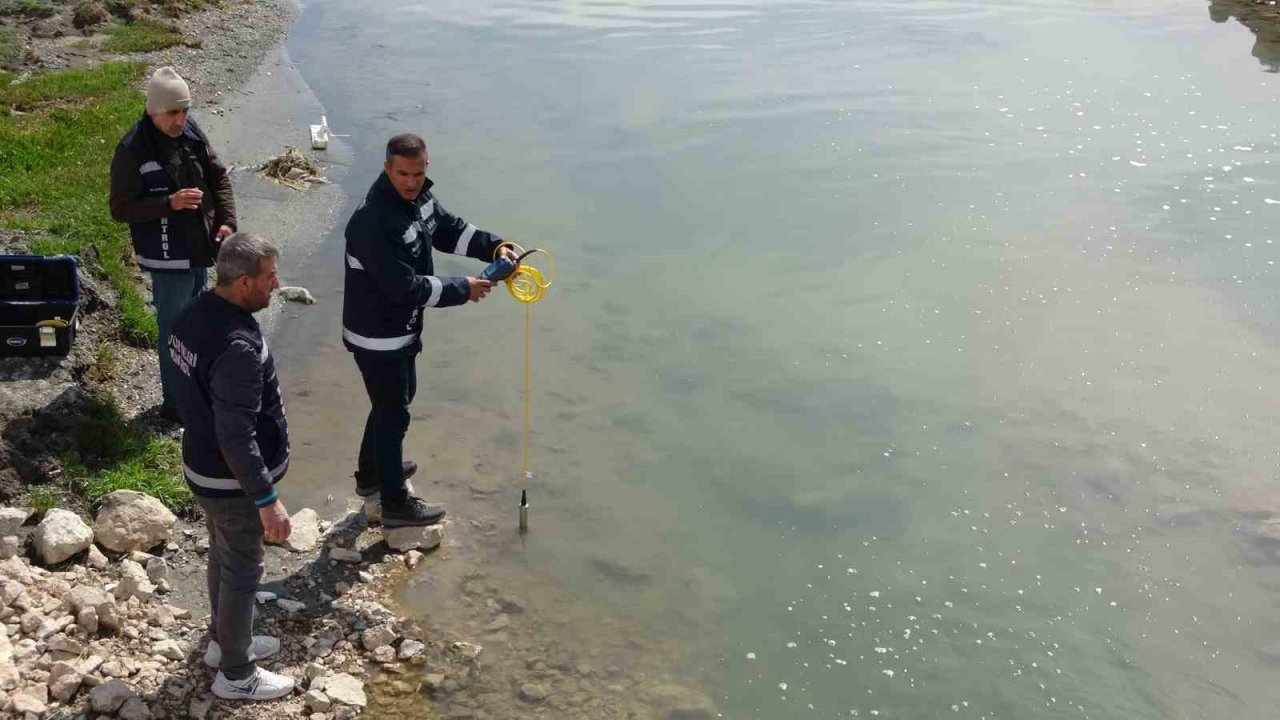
[0,488,470,719]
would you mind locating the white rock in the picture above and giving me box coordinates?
[283,508,321,553]
[33,509,94,565]
[0,508,31,537]
[0,581,22,607]
[0,556,31,584]
[113,560,155,601]
[86,545,108,569]
[119,695,151,720]
[323,673,366,707]
[77,606,99,634]
[404,550,425,569]
[92,491,176,553]
[371,645,395,663]
[96,601,120,630]
[0,536,18,560]
[397,639,424,660]
[11,683,48,713]
[64,585,110,613]
[278,286,317,304]
[255,591,278,604]
[382,524,443,552]
[276,598,306,613]
[90,678,134,712]
[153,639,185,660]
[329,547,362,563]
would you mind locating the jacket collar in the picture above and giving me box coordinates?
[373,171,435,208]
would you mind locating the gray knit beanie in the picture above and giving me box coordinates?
[145,67,191,114]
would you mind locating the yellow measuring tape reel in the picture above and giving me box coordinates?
[491,241,553,532]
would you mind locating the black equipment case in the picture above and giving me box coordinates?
[0,255,81,357]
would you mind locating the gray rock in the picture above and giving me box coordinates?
[119,695,152,720]
[643,683,718,720]
[33,508,94,565]
[0,536,19,560]
[322,673,366,707]
[276,598,306,613]
[145,557,168,584]
[404,550,425,569]
[47,660,82,702]
[329,547,362,563]
[93,491,176,553]
[188,695,213,719]
[397,639,424,660]
[305,688,332,712]
[283,508,321,553]
[371,645,395,664]
[382,524,443,552]
[361,625,396,651]
[90,678,134,712]
[520,682,549,702]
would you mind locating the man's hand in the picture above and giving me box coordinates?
[169,188,203,212]
[467,277,494,303]
[498,244,519,263]
[215,225,233,243]
[259,500,291,544]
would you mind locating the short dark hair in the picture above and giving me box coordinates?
[386,133,427,161]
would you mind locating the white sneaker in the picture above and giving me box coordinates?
[204,636,282,668]
[364,479,416,526]
[211,667,295,701]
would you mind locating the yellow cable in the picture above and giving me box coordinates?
[492,242,554,479]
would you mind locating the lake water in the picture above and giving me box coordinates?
[273,0,1280,717]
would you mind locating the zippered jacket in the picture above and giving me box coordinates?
[109,113,236,272]
[342,172,503,355]
[170,291,289,507]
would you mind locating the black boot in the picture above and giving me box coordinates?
[354,461,419,497]
[381,496,446,528]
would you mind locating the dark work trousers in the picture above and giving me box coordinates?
[197,494,264,680]
[354,350,418,509]
[151,267,208,412]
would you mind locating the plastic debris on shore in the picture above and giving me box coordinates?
[258,146,329,190]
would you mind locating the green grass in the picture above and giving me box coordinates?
[9,0,55,18]
[23,485,60,514]
[60,392,193,515]
[102,18,195,52]
[0,62,157,346]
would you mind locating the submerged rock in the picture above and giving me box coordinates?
[382,524,443,552]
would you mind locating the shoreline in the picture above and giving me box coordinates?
[0,1,465,718]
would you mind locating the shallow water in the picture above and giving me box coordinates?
[275,0,1280,717]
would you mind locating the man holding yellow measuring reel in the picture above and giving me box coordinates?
[342,133,518,528]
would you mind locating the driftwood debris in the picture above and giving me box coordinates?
[258,146,329,190]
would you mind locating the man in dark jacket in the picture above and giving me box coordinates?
[109,66,236,423]
[342,133,516,528]
[170,232,294,700]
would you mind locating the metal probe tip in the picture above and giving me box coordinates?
[519,488,529,533]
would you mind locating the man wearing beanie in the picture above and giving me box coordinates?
[109,66,237,424]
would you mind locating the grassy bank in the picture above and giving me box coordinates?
[0,62,192,515]
[0,61,156,346]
